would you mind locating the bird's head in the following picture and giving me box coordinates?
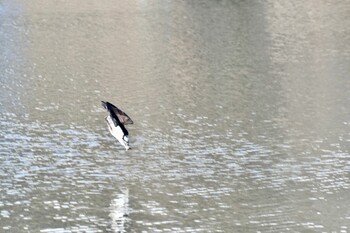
[122,135,131,151]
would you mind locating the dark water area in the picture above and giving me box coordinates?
[1,0,350,232]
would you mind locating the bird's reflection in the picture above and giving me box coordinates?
[109,188,130,233]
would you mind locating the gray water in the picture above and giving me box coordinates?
[1,0,350,232]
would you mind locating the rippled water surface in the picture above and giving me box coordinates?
[1,0,350,232]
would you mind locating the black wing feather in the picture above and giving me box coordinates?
[101,101,134,125]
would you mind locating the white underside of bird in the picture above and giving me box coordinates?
[105,116,130,150]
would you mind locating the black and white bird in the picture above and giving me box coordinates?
[101,101,133,150]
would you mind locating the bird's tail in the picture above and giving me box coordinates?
[101,101,116,122]
[101,101,108,110]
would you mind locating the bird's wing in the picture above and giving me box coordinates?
[111,105,133,125]
[102,101,134,125]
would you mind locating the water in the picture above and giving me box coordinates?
[1,0,349,232]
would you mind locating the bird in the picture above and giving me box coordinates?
[101,101,133,150]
